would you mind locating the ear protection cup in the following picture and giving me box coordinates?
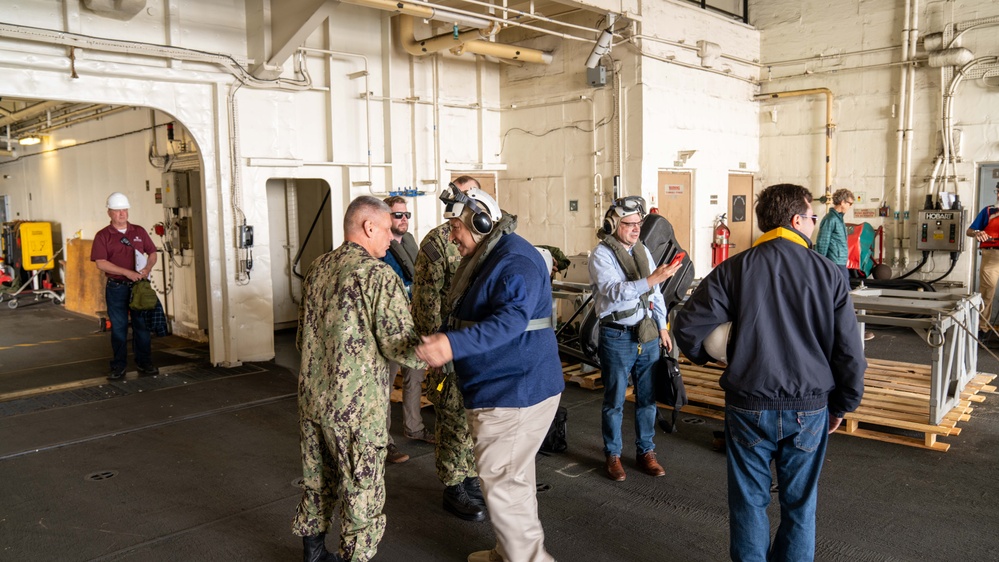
[602,216,614,235]
[472,211,494,235]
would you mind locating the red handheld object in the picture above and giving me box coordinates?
[669,251,686,267]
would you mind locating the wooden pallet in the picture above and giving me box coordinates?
[562,363,603,390]
[632,358,997,452]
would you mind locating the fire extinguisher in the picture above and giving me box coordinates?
[712,213,731,268]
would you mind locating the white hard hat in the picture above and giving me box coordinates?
[443,186,502,235]
[704,322,732,364]
[107,192,130,210]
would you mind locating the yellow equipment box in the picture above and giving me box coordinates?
[18,221,54,271]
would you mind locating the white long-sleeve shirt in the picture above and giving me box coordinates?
[588,242,668,330]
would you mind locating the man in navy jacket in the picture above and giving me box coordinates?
[674,183,866,562]
[417,185,563,562]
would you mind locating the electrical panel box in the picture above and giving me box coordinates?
[239,225,254,248]
[162,172,190,208]
[916,210,965,251]
[587,65,606,88]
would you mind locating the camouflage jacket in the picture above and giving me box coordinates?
[411,222,462,336]
[297,241,423,429]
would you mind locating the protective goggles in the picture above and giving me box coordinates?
[612,196,646,217]
[440,182,488,219]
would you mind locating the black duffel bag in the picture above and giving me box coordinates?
[539,405,568,454]
[654,351,688,433]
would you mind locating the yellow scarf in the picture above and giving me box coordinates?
[753,227,811,249]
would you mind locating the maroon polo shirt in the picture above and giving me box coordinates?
[90,223,156,281]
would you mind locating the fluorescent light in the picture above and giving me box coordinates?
[18,136,41,146]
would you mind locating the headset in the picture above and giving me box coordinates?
[602,196,647,235]
[441,182,500,235]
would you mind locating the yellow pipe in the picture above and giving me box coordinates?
[453,40,553,65]
[343,0,435,19]
[398,14,498,56]
[398,15,552,65]
[755,88,835,201]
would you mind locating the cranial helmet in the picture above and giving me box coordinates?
[441,184,502,235]
[107,192,131,210]
[602,195,646,234]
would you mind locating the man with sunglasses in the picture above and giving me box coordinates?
[588,195,683,482]
[674,183,866,562]
[411,176,487,522]
[380,196,433,465]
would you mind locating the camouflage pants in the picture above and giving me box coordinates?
[292,417,387,562]
[424,366,477,486]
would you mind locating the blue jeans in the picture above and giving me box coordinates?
[106,280,152,372]
[725,405,829,562]
[598,326,659,457]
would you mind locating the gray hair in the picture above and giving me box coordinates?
[344,196,390,235]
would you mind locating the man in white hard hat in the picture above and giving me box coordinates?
[90,192,159,379]
[417,185,563,562]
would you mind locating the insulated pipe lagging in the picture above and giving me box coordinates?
[398,15,551,65]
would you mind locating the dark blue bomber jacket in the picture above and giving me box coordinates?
[446,232,565,410]
[673,232,866,418]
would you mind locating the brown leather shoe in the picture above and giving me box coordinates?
[637,451,665,477]
[605,455,626,481]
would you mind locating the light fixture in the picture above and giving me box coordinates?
[18,135,41,146]
[585,28,614,69]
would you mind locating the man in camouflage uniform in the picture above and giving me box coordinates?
[411,176,486,522]
[293,196,424,562]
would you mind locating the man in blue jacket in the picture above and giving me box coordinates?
[417,185,564,562]
[674,183,866,562]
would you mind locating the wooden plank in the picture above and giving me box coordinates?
[64,238,105,317]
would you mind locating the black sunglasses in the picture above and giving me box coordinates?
[391,212,411,219]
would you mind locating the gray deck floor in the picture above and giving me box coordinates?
[1,301,997,561]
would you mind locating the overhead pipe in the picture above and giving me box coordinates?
[754,88,835,200]
[451,39,553,65]
[0,101,62,129]
[340,0,492,29]
[398,15,551,64]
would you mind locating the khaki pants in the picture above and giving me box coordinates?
[386,362,427,443]
[467,394,560,562]
[980,250,999,331]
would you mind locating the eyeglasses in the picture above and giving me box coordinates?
[619,219,644,229]
[798,214,818,224]
[391,212,411,219]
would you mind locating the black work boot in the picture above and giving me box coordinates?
[463,476,485,505]
[443,483,487,521]
[303,533,342,562]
